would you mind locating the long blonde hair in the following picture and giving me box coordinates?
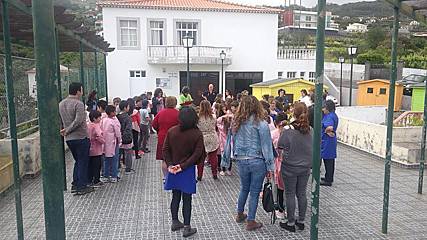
[232,95,265,132]
[199,100,214,120]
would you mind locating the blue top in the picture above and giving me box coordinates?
[321,112,339,159]
[232,117,275,171]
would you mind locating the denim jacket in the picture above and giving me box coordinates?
[222,116,274,171]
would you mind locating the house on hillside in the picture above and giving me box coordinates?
[98,0,280,100]
[346,23,368,33]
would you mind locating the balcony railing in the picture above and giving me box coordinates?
[277,48,316,60]
[148,46,232,65]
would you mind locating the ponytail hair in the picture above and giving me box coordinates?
[292,102,310,134]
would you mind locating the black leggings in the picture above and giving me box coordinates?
[217,154,232,172]
[132,130,139,156]
[277,188,285,213]
[171,190,192,225]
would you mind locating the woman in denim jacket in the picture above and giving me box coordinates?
[222,95,274,231]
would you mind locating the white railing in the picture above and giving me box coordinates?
[148,45,232,65]
[277,48,316,60]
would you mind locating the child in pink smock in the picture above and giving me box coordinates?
[216,102,233,176]
[88,110,105,186]
[101,105,122,183]
[271,112,288,220]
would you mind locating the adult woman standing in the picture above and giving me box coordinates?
[163,107,206,238]
[197,100,219,181]
[320,100,339,187]
[152,96,179,180]
[151,88,165,116]
[278,102,312,232]
[222,96,274,231]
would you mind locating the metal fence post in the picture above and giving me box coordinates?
[2,1,24,239]
[79,41,85,98]
[418,76,427,194]
[54,28,67,191]
[382,4,400,234]
[310,0,326,239]
[103,54,108,102]
[32,0,66,239]
[94,50,99,94]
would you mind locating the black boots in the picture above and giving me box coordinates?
[171,220,184,231]
[183,226,197,238]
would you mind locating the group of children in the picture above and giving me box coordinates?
[85,94,153,185]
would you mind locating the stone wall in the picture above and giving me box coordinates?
[0,132,41,193]
[336,116,423,165]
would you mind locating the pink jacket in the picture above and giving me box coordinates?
[271,128,284,190]
[88,122,105,156]
[102,116,122,157]
[216,114,232,154]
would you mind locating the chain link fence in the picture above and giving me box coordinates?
[0,53,107,138]
[0,55,38,138]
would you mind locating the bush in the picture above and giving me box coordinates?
[357,50,386,64]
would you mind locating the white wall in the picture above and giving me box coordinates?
[324,62,365,81]
[336,106,386,124]
[103,7,278,99]
[402,68,427,78]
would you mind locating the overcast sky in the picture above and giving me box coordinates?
[231,0,376,8]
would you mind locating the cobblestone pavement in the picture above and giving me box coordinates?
[1,139,427,240]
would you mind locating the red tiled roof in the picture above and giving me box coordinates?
[98,0,281,14]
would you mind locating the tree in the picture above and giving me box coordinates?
[366,27,386,49]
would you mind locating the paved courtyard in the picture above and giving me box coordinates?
[1,139,427,239]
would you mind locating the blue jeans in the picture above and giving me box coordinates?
[104,145,119,178]
[236,158,267,221]
[66,138,90,190]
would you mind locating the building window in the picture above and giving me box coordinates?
[175,21,200,45]
[278,72,283,78]
[300,72,305,78]
[306,16,312,21]
[367,88,374,94]
[306,24,312,27]
[295,15,300,21]
[149,20,165,45]
[379,88,387,95]
[309,72,315,80]
[287,72,297,78]
[130,70,146,78]
[117,18,140,49]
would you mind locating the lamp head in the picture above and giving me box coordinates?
[347,45,358,56]
[339,56,345,63]
[220,50,226,60]
[182,35,194,48]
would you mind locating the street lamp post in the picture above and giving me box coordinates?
[348,45,358,106]
[339,56,345,105]
[220,50,226,96]
[182,35,194,88]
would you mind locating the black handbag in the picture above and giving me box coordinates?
[262,181,275,213]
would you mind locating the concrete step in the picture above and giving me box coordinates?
[393,142,427,167]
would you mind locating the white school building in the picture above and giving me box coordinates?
[99,0,281,103]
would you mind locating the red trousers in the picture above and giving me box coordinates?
[197,150,218,178]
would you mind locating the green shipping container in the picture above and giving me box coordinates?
[412,86,425,112]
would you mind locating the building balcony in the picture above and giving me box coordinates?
[147,46,232,65]
[277,48,316,60]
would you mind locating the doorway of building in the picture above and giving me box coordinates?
[225,72,263,96]
[180,71,219,105]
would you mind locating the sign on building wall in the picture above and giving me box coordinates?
[156,78,171,89]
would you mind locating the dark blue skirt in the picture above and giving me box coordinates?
[164,165,196,194]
